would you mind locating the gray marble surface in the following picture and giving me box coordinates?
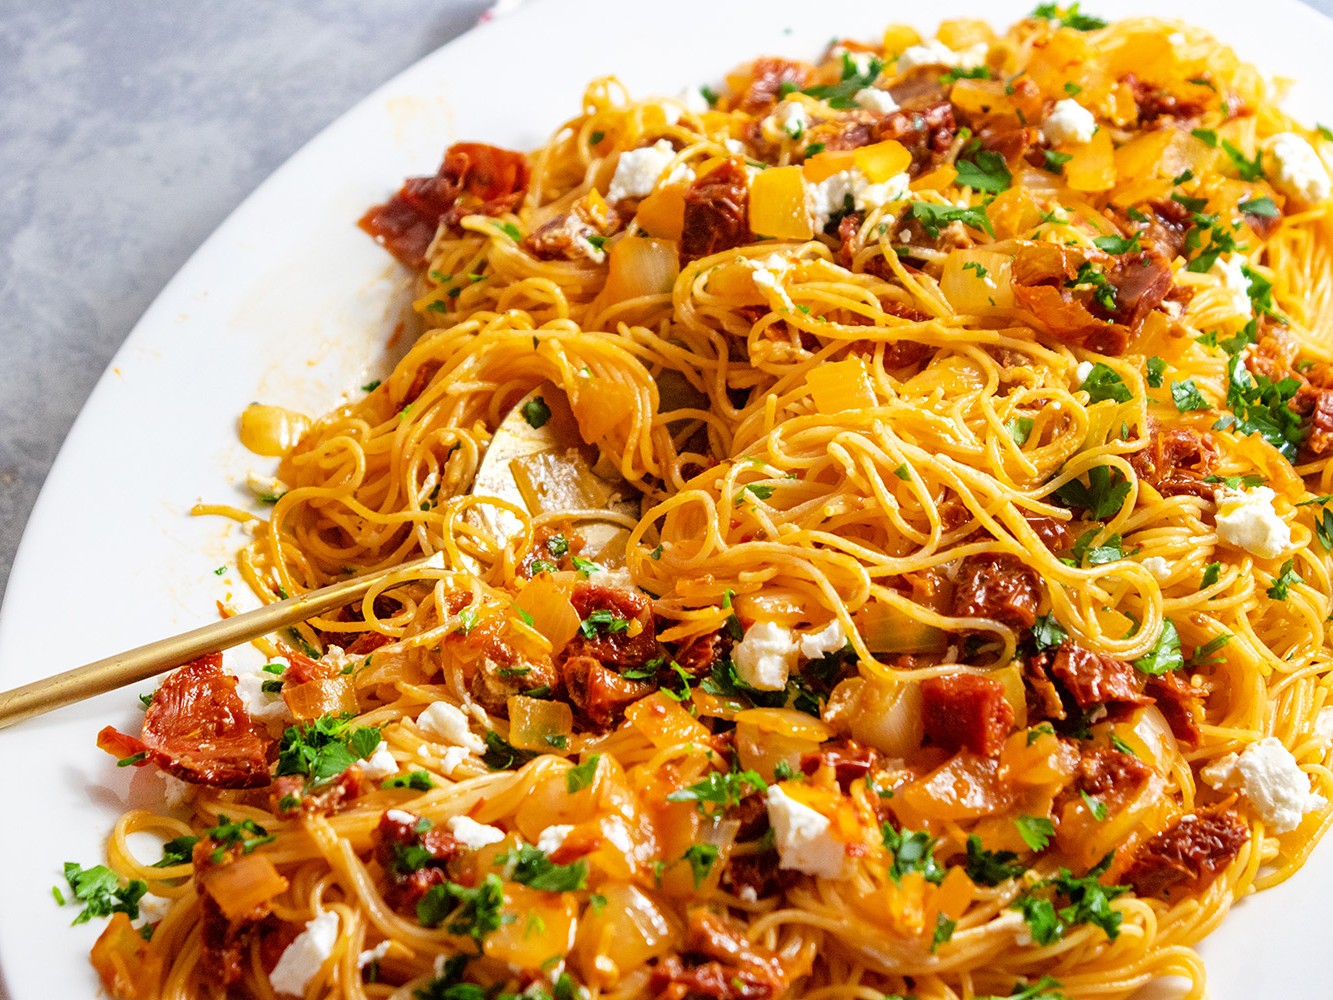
[1,0,1333,614]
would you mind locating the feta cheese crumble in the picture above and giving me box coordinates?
[358,940,391,970]
[1141,556,1172,581]
[439,745,470,774]
[1214,486,1290,559]
[1074,360,1094,384]
[733,621,801,690]
[853,87,899,114]
[606,139,693,203]
[896,39,988,73]
[359,741,398,781]
[747,254,796,311]
[536,824,574,854]
[1201,737,1326,834]
[1042,99,1097,146]
[232,658,293,725]
[447,815,507,849]
[417,700,486,753]
[765,784,850,878]
[798,620,848,659]
[1210,254,1252,316]
[1315,707,1333,743]
[1266,132,1332,205]
[677,86,712,114]
[763,100,809,142]
[269,910,339,997]
[806,168,910,231]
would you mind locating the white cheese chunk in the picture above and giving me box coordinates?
[746,254,796,311]
[806,168,909,231]
[1074,360,1094,384]
[231,661,293,725]
[677,86,712,114]
[536,824,575,854]
[1266,132,1331,205]
[1205,738,1326,834]
[417,701,486,753]
[1210,254,1252,316]
[359,741,398,781]
[1141,556,1172,582]
[269,910,339,997]
[607,139,692,203]
[762,100,810,142]
[1214,486,1290,559]
[765,784,849,879]
[896,39,988,73]
[854,88,899,114]
[447,815,506,849]
[439,745,470,774]
[1042,99,1097,146]
[385,808,417,825]
[357,940,391,970]
[1315,707,1333,743]
[798,620,848,660]
[733,621,801,691]
[160,773,191,809]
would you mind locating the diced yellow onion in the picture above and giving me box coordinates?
[807,358,878,414]
[507,695,574,752]
[748,165,813,240]
[574,882,681,987]
[238,403,309,457]
[197,855,288,922]
[484,884,579,969]
[938,249,1015,315]
[844,673,924,757]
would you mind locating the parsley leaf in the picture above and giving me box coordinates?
[58,864,148,925]
[1239,196,1279,219]
[499,845,588,892]
[1145,356,1167,388]
[482,730,539,771]
[1170,379,1211,412]
[276,715,381,786]
[683,844,720,887]
[735,483,776,505]
[1200,561,1222,589]
[1032,2,1106,30]
[667,770,768,817]
[931,912,957,952]
[954,149,1012,193]
[1219,353,1305,460]
[578,609,630,639]
[1030,613,1068,652]
[1267,558,1303,600]
[383,770,435,791]
[566,755,601,793]
[1080,789,1109,820]
[1092,233,1140,255]
[202,815,275,863]
[802,53,884,109]
[908,201,995,239]
[1056,465,1131,519]
[1042,149,1073,172]
[881,824,945,885]
[521,397,552,429]
[1132,619,1183,675]
[417,873,508,944]
[151,836,199,868]
[1007,416,1035,445]
[1078,362,1131,403]
[1221,140,1266,182]
[1015,815,1055,851]
[964,834,1027,885]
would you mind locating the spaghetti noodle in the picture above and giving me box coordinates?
[78,8,1333,1000]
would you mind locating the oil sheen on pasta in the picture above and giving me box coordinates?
[86,9,1333,1000]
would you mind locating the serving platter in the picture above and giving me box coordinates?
[3,0,1332,996]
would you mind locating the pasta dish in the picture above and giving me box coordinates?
[66,7,1333,999]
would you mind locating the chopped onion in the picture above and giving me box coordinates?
[748,165,813,241]
[846,673,924,757]
[574,882,681,987]
[484,884,578,970]
[507,695,574,752]
[238,403,309,457]
[197,854,288,922]
[626,692,711,749]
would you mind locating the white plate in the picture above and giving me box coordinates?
[3,0,1332,996]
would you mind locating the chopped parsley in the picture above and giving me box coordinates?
[682,844,719,887]
[1007,416,1034,445]
[1145,356,1167,388]
[383,770,435,791]
[276,715,381,785]
[1032,2,1107,31]
[417,873,508,945]
[1092,233,1140,255]
[1066,261,1117,311]
[1221,140,1266,182]
[1056,465,1131,519]
[1239,196,1279,219]
[666,770,768,817]
[954,148,1012,193]
[57,864,148,925]
[566,755,601,793]
[964,834,1027,885]
[1030,613,1068,652]
[1042,149,1073,172]
[801,52,885,109]
[1132,619,1183,675]
[1078,362,1131,403]
[1013,866,1130,945]
[151,836,199,868]
[482,730,539,771]
[931,912,957,952]
[202,816,275,863]
[1267,558,1303,601]
[521,396,552,429]
[1188,633,1232,668]
[577,609,630,638]
[1200,561,1222,589]
[735,483,776,505]
[1015,815,1055,852]
[1080,790,1109,821]
[1170,379,1211,412]
[1216,353,1305,460]
[498,845,588,892]
[881,824,945,885]
[908,201,995,238]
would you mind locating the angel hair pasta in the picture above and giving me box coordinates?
[77,8,1333,1000]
